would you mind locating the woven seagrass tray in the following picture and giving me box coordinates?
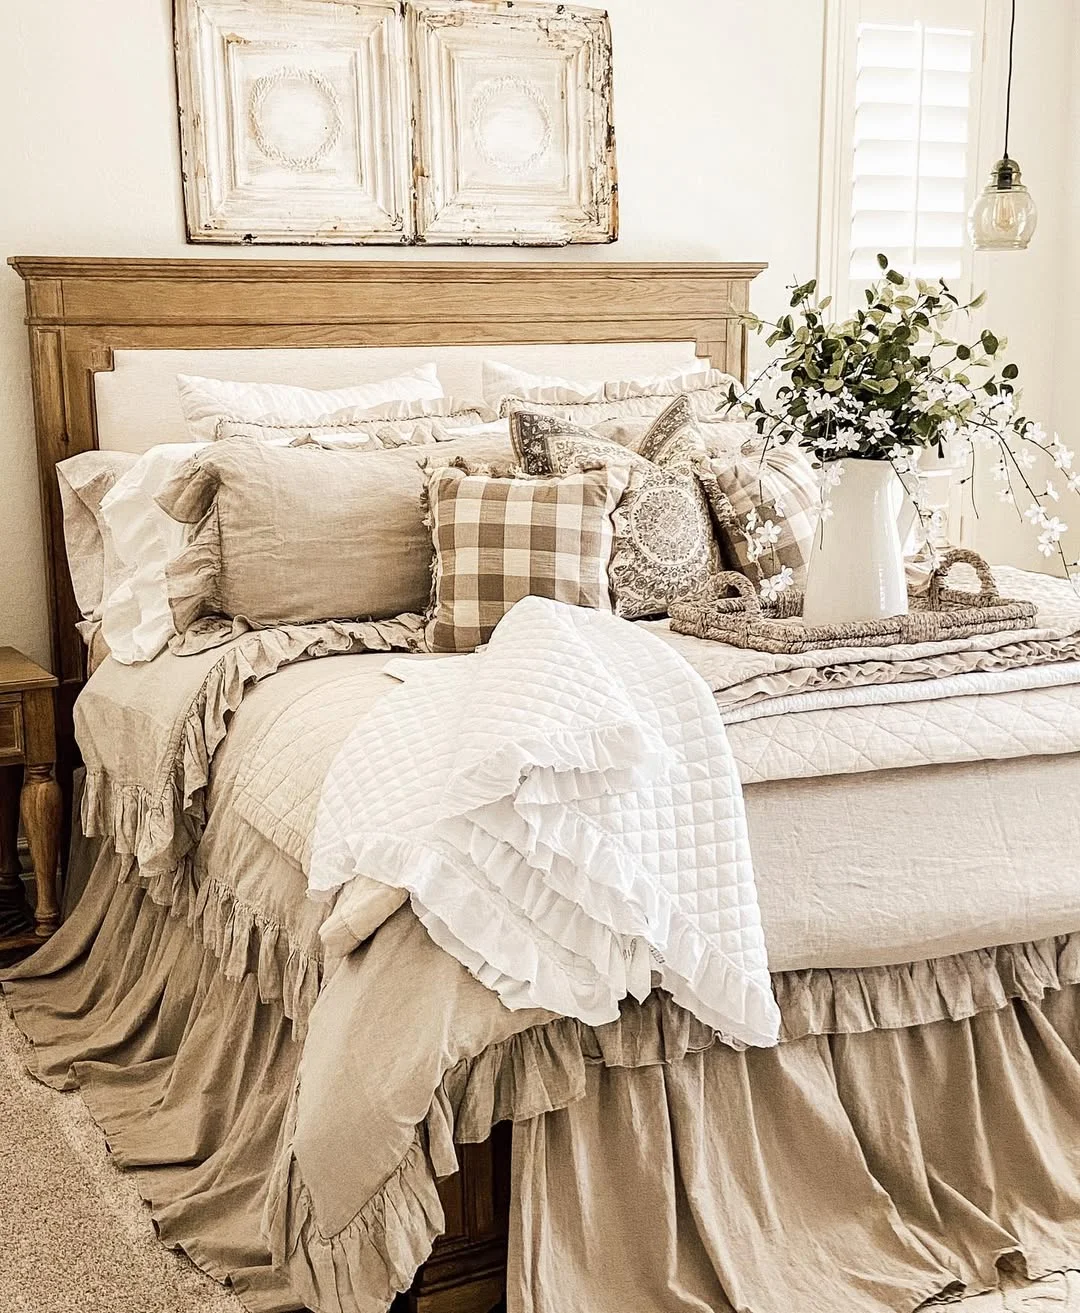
[669,549,1038,654]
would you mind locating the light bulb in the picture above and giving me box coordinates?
[968,158,1038,251]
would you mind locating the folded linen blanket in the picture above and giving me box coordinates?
[308,596,781,1048]
[653,565,1080,712]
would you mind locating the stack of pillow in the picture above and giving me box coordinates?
[57,359,821,666]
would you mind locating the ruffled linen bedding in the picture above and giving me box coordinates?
[5,568,1080,1312]
[5,837,1080,1313]
[310,598,779,1044]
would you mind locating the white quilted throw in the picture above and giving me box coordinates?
[309,597,781,1048]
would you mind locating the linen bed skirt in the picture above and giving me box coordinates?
[4,841,1080,1313]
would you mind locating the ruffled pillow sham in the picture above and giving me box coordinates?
[424,459,630,654]
[213,397,498,449]
[55,450,139,641]
[511,396,719,619]
[155,431,515,640]
[177,364,444,442]
[98,443,208,664]
[487,361,740,426]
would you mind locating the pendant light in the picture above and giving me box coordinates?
[968,0,1038,251]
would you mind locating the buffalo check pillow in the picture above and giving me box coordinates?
[697,443,820,599]
[423,458,630,653]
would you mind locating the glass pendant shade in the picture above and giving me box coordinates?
[968,157,1038,251]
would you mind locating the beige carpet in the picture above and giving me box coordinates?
[0,1009,245,1313]
[1,1008,1078,1313]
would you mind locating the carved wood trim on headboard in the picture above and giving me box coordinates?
[9,255,765,773]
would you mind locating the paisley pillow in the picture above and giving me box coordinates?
[510,396,719,619]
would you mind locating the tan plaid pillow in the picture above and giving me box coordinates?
[510,396,719,619]
[698,443,820,599]
[424,459,630,653]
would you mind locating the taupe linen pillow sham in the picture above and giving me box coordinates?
[155,431,513,633]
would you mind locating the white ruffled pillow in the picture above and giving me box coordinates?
[481,359,708,407]
[177,364,444,442]
[212,397,497,449]
[56,450,139,636]
[482,360,739,425]
[99,444,207,664]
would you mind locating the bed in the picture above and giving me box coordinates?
[4,256,1080,1313]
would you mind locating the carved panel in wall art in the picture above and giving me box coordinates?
[174,0,616,246]
[174,0,412,244]
[408,1,617,245]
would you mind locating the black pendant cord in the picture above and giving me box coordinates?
[1003,0,1017,161]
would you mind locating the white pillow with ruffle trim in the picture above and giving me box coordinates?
[177,364,444,442]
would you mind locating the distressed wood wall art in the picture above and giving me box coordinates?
[408,0,617,245]
[174,0,412,244]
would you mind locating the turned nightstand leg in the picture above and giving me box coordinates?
[21,765,61,939]
[0,765,25,912]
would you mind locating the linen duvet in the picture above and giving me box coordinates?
[4,566,1080,1313]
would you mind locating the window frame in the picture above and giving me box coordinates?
[817,0,1006,310]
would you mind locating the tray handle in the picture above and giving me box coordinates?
[698,571,763,614]
[926,548,999,609]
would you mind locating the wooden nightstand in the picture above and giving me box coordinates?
[0,648,61,951]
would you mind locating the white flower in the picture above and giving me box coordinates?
[745,507,759,532]
[1068,473,1080,494]
[997,488,1015,505]
[759,566,795,603]
[822,464,845,490]
[772,495,787,517]
[1024,503,1047,526]
[1023,420,1047,445]
[887,444,917,474]
[865,408,894,439]
[819,500,835,523]
[755,520,782,550]
[1036,516,1068,557]
[806,391,839,418]
[986,394,1016,422]
[1045,481,1061,502]
[991,460,1009,484]
[1018,447,1037,469]
[1052,442,1075,471]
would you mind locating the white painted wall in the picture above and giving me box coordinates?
[0,0,1073,670]
[965,0,1077,569]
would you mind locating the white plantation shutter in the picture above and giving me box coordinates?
[821,0,991,309]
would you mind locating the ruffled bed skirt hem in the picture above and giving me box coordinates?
[5,841,1080,1313]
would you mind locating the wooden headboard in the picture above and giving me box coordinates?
[9,255,765,777]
